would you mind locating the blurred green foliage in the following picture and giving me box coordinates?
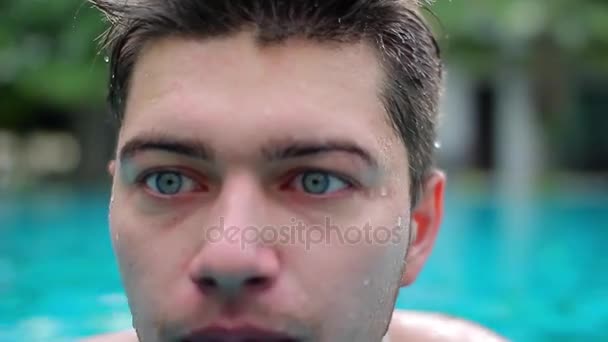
[430,0,608,72]
[0,1,106,129]
[1,0,607,129]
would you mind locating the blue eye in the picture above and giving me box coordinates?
[143,171,197,195]
[294,171,350,195]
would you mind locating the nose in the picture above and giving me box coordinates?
[189,238,280,297]
[187,179,280,298]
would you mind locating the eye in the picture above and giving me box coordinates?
[142,171,198,195]
[290,171,351,195]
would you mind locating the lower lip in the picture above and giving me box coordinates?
[181,331,299,342]
[181,337,298,342]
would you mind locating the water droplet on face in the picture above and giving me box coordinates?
[379,187,388,197]
[108,195,116,212]
[114,233,120,241]
[434,141,442,149]
[104,56,110,63]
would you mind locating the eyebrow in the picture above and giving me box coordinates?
[118,134,379,168]
[119,135,214,163]
[262,139,379,168]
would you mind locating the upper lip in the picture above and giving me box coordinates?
[180,325,300,342]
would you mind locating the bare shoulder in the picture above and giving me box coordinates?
[80,330,138,342]
[388,310,509,342]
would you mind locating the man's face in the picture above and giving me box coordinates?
[109,31,444,342]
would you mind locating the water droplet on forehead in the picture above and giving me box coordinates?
[379,187,388,197]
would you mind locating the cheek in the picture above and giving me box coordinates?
[286,240,402,339]
[291,232,404,304]
[109,204,202,329]
[109,207,148,290]
[109,199,191,295]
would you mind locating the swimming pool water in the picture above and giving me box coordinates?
[1,185,607,341]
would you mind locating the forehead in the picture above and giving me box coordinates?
[120,31,406,169]
[128,30,383,96]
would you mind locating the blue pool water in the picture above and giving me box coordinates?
[1,184,607,341]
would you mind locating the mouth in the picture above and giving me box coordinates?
[180,326,301,342]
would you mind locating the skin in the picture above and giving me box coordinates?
[89,31,507,341]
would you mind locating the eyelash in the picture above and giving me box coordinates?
[281,167,358,190]
[135,167,204,189]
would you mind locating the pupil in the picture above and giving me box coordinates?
[304,173,328,194]
[157,173,181,194]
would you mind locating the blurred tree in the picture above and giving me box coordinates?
[428,0,608,171]
[0,0,106,130]
[430,0,608,72]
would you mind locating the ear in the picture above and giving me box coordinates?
[107,160,116,177]
[401,169,446,286]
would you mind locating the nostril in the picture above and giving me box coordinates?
[196,275,269,292]
[245,276,269,288]
[200,277,217,288]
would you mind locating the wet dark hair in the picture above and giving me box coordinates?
[90,0,443,206]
